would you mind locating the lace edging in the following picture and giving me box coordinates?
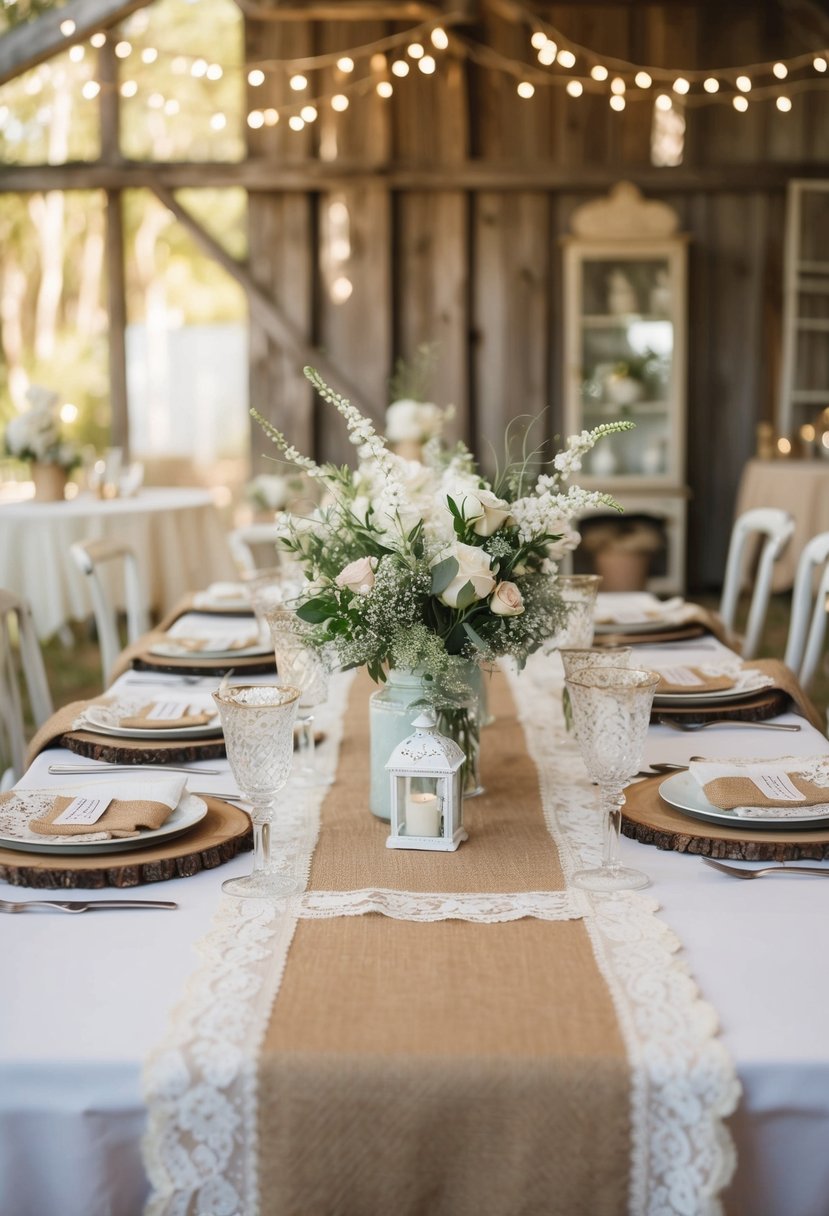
[506,656,740,1216]
[299,886,590,922]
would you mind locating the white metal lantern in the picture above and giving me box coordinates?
[385,710,468,851]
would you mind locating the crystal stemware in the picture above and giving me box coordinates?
[266,602,332,787]
[559,645,632,731]
[242,565,306,631]
[212,684,300,899]
[552,574,602,649]
[564,666,659,892]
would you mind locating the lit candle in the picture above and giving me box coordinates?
[406,792,441,836]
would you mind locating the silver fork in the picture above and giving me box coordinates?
[0,897,178,913]
[702,858,829,879]
[658,716,801,733]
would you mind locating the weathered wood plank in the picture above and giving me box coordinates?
[0,0,152,86]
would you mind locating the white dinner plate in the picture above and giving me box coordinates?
[149,640,271,660]
[0,793,209,855]
[657,771,829,832]
[80,706,223,741]
[594,617,690,636]
[653,685,754,707]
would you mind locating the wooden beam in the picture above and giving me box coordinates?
[234,0,441,18]
[0,0,153,87]
[149,184,378,410]
[3,159,829,193]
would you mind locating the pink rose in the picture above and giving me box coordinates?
[490,581,524,617]
[336,556,377,595]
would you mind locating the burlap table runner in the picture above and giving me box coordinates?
[257,670,631,1216]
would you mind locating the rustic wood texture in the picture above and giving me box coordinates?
[60,730,227,764]
[0,798,252,890]
[622,775,829,861]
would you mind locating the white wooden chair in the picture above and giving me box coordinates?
[228,522,285,576]
[69,539,149,687]
[718,507,795,659]
[0,590,54,789]
[783,532,829,690]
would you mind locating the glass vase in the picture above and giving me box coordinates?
[369,667,482,820]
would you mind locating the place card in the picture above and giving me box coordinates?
[144,700,200,722]
[53,795,113,826]
[743,769,806,802]
[658,666,705,687]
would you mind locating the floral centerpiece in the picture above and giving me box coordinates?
[4,386,78,500]
[253,367,632,815]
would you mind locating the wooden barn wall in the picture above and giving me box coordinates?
[245,3,829,589]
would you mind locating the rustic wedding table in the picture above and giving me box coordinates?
[0,487,237,639]
[1,612,828,1216]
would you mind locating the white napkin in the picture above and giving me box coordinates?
[690,756,829,819]
[594,593,689,626]
[4,774,188,843]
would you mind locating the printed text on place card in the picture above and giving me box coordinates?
[53,796,113,826]
[661,666,705,687]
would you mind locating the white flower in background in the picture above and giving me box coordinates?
[25,385,59,413]
[385,399,445,444]
[335,556,377,595]
[4,384,77,467]
[432,542,496,608]
[490,581,525,617]
[246,473,292,512]
[546,525,581,560]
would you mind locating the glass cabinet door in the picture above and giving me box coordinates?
[577,256,675,480]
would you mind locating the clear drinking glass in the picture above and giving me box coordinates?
[553,574,602,648]
[212,684,300,899]
[559,646,632,731]
[266,602,332,787]
[564,666,659,892]
[242,565,306,631]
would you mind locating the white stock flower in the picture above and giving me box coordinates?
[432,542,496,608]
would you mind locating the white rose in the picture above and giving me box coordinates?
[546,526,581,560]
[385,399,423,443]
[335,556,377,595]
[432,542,496,608]
[490,581,525,617]
[469,489,511,537]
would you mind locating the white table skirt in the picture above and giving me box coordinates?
[0,488,237,639]
[1,650,829,1215]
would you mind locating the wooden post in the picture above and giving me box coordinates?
[99,38,130,456]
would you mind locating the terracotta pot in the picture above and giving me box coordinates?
[31,463,67,502]
[593,549,651,592]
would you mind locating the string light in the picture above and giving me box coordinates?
[419,55,436,74]
[530,31,547,50]
[206,64,223,81]
[431,28,449,50]
[634,71,652,88]
[81,81,100,99]
[815,56,828,73]
[142,48,158,64]
[69,46,84,63]
[248,69,265,86]
[376,81,393,98]
[673,77,690,94]
[557,49,576,68]
[610,76,625,94]
[733,95,748,111]
[115,41,132,58]
[610,95,625,111]
[392,60,410,77]
[590,65,608,81]
[407,43,424,59]
[703,77,720,93]
[59,19,75,36]
[773,62,788,79]
[90,33,106,48]
[191,59,208,78]
[288,115,305,130]
[566,80,583,97]
[147,92,164,108]
[370,54,387,71]
[331,94,349,111]
[655,93,672,111]
[537,43,557,66]
[264,108,278,124]
[517,81,535,98]
[300,104,317,122]
[777,95,792,111]
[165,99,179,115]
[736,75,751,91]
[247,110,264,128]
[337,57,354,73]
[120,80,138,97]
[210,112,226,130]
[289,74,307,90]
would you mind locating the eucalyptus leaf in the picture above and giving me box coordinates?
[431,556,459,595]
[462,621,488,652]
[454,580,478,611]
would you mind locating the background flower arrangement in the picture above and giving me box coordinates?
[3,385,78,470]
[253,366,632,698]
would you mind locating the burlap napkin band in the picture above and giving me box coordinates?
[20,793,176,838]
[656,668,736,695]
[702,773,829,810]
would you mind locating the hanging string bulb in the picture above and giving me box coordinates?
[517,81,535,98]
[431,28,449,50]
[609,95,625,111]
[776,95,792,111]
[773,62,788,79]
[703,77,719,93]
[733,95,748,111]
[557,49,576,68]
[290,74,308,91]
[634,71,652,88]
[392,60,410,77]
[736,75,751,92]
[672,77,690,94]
[418,55,436,74]
[337,57,354,73]
[566,80,583,97]
[530,31,547,50]
[590,65,608,81]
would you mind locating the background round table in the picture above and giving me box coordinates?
[0,486,237,638]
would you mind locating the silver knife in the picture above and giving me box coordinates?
[0,897,178,913]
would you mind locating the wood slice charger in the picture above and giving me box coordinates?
[60,728,226,764]
[0,797,252,890]
[622,775,829,862]
[651,686,789,726]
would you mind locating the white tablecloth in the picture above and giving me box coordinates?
[0,488,237,639]
[1,645,829,1215]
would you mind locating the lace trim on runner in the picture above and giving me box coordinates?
[141,670,354,1216]
[506,655,740,1216]
[299,886,590,922]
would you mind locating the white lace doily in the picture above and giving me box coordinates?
[299,886,589,922]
